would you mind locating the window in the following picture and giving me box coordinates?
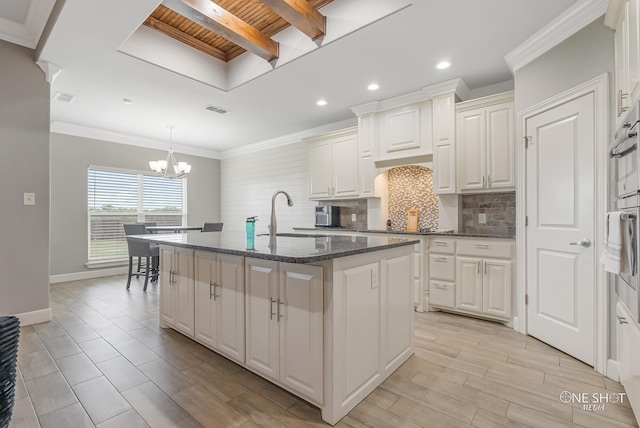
[87,167,186,263]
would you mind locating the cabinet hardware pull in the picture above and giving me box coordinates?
[212,282,220,300]
[434,283,447,289]
[488,175,492,187]
[434,241,447,246]
[435,257,448,262]
[270,298,277,320]
[170,270,175,285]
[483,176,486,187]
[475,244,490,249]
[477,262,480,274]
[209,281,214,299]
[278,299,284,321]
[618,315,629,325]
[484,263,487,275]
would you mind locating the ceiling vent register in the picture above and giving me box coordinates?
[204,104,230,114]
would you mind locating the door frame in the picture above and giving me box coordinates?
[515,73,609,374]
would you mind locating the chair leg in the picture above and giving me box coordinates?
[126,257,133,290]
[135,256,142,278]
[151,256,159,283]
[143,256,150,292]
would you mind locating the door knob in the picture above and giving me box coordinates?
[569,239,591,248]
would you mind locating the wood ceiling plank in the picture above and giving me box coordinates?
[144,16,228,61]
[259,0,326,40]
[176,0,279,62]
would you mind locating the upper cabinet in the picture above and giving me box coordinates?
[432,92,457,194]
[306,127,359,200]
[607,0,640,124]
[376,101,433,161]
[456,91,515,193]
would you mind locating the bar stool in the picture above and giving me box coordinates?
[124,224,159,291]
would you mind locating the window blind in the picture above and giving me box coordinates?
[88,168,186,262]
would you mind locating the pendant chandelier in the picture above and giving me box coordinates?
[149,125,191,179]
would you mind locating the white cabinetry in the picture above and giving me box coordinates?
[307,128,359,200]
[607,0,640,123]
[245,258,324,404]
[617,302,640,426]
[456,92,515,193]
[376,101,432,161]
[194,251,245,364]
[428,237,514,321]
[159,245,195,337]
[432,92,457,194]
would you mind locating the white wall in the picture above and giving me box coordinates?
[0,40,50,318]
[50,133,221,276]
[221,141,317,234]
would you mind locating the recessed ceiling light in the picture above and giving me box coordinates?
[123,98,132,104]
[436,61,451,70]
[368,83,379,91]
[317,99,327,106]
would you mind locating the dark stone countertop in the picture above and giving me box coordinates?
[294,227,515,240]
[128,231,420,264]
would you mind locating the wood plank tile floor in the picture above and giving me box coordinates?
[8,275,639,428]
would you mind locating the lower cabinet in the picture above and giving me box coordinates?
[160,245,195,337]
[194,251,245,364]
[428,238,514,321]
[245,258,324,405]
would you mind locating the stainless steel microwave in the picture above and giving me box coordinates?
[315,206,340,227]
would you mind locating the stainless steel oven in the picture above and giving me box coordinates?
[611,102,640,198]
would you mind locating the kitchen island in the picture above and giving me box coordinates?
[129,232,418,425]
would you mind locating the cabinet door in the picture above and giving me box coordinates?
[332,134,359,198]
[482,259,511,319]
[359,154,375,197]
[630,0,640,102]
[457,109,486,191]
[279,263,323,404]
[308,141,332,199]
[174,247,195,337]
[486,102,515,190]
[245,258,280,382]
[194,251,217,349]
[433,93,456,195]
[615,4,631,123]
[381,107,421,154]
[455,257,483,313]
[159,246,176,327]
[217,254,245,364]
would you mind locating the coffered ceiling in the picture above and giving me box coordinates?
[1,0,584,157]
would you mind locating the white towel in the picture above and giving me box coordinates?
[601,212,624,274]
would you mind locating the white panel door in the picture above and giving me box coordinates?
[308,141,332,199]
[457,110,485,191]
[159,246,176,327]
[525,92,595,365]
[332,134,359,198]
[217,254,245,364]
[174,248,195,337]
[482,259,511,319]
[245,259,279,382]
[279,263,323,404]
[486,102,515,189]
[455,257,482,313]
[194,251,216,349]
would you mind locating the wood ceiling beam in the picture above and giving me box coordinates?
[260,0,326,40]
[163,0,279,62]
[143,16,228,62]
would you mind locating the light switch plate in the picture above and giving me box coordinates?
[351,213,356,222]
[23,192,35,206]
[479,213,487,224]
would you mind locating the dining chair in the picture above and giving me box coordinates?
[124,224,159,291]
[202,222,223,232]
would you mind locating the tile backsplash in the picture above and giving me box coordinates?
[387,166,439,231]
[462,192,516,236]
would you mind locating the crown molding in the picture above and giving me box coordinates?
[0,0,56,49]
[504,0,608,74]
[50,121,221,159]
[220,117,357,159]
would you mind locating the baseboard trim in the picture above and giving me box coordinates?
[607,358,620,381]
[14,308,52,326]
[50,267,128,284]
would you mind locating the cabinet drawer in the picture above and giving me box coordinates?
[428,238,455,254]
[429,254,454,281]
[456,240,513,258]
[430,281,454,308]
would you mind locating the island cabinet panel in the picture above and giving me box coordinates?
[194,251,245,364]
[160,245,195,338]
[245,259,280,383]
[245,259,324,405]
[279,264,324,404]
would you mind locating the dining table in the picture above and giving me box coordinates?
[145,225,203,233]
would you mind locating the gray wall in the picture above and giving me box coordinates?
[514,17,615,356]
[50,134,221,275]
[0,40,50,315]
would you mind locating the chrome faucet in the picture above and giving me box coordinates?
[269,190,293,237]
